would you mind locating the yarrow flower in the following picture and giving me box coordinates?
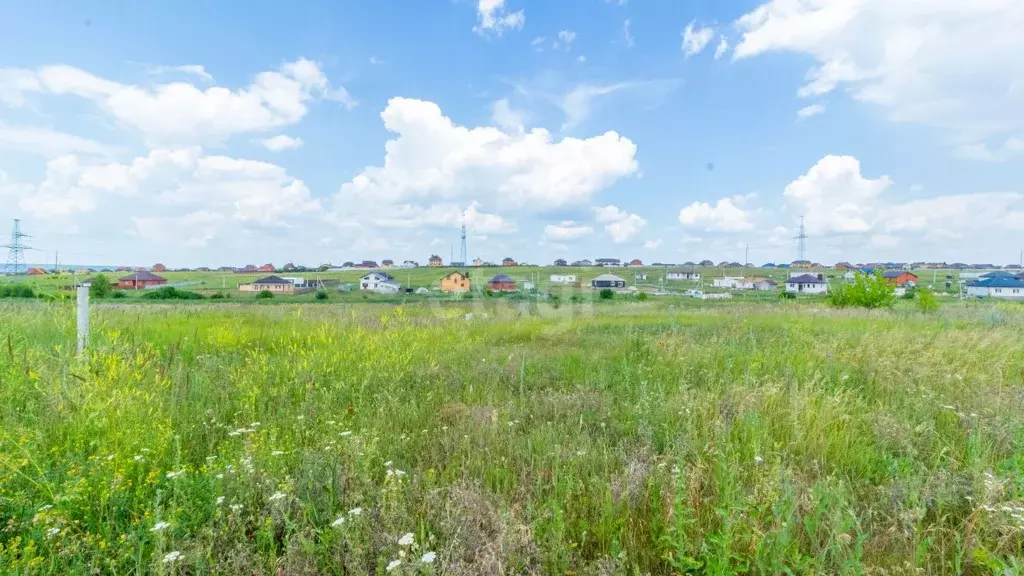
[230,504,244,513]
[216,496,225,505]
[339,430,353,437]
[386,559,401,572]
[398,532,414,546]
[268,492,286,502]
[151,521,170,532]
[134,455,144,462]
[331,517,346,527]
[348,507,363,516]
[420,551,436,564]
[271,451,284,456]
[162,551,181,563]
[45,527,60,537]
[166,470,185,479]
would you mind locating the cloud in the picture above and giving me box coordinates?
[644,239,662,249]
[623,19,635,48]
[783,155,891,235]
[952,139,1024,163]
[682,22,715,57]
[554,30,577,50]
[732,0,1024,155]
[474,0,524,36]
[679,196,754,231]
[797,104,825,119]
[557,79,678,130]
[149,64,214,83]
[531,37,545,52]
[335,97,638,212]
[0,59,351,145]
[594,204,646,243]
[0,123,118,158]
[714,37,729,60]
[544,220,593,241]
[369,56,386,65]
[260,134,304,151]
[491,98,525,132]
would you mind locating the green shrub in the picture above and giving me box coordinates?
[917,287,939,313]
[89,274,112,298]
[901,286,917,300]
[256,290,274,299]
[827,270,895,309]
[141,287,205,300]
[111,291,128,299]
[636,291,649,302]
[314,290,329,301]
[209,292,225,300]
[599,288,614,300]
[0,284,36,298]
[779,291,796,300]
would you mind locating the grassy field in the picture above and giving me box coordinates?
[3,299,1024,574]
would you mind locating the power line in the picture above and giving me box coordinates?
[794,216,808,262]
[3,219,33,275]
[460,212,468,269]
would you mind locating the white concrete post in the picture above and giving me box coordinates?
[77,283,90,356]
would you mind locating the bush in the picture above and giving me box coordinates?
[901,286,917,300]
[0,284,36,298]
[209,292,226,300]
[111,291,128,299]
[89,274,112,298]
[314,290,329,301]
[779,291,796,300]
[256,290,274,299]
[140,287,205,300]
[827,270,895,309]
[917,287,939,313]
[599,288,614,300]
[636,291,649,302]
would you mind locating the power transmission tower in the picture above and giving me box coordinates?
[3,219,33,275]
[460,212,468,267]
[794,216,808,262]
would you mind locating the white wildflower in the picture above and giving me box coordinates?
[348,507,363,516]
[106,454,114,461]
[134,455,144,462]
[205,455,216,462]
[268,491,286,502]
[271,451,284,456]
[141,448,150,453]
[216,474,224,479]
[250,422,261,427]
[340,430,352,437]
[45,527,60,537]
[386,559,401,572]
[216,496,225,505]
[327,420,336,425]
[398,532,415,546]
[230,504,243,513]
[38,505,52,512]
[151,521,171,532]
[166,470,185,479]
[420,551,436,564]
[331,516,346,527]
[754,455,764,465]
[384,461,394,467]
[441,426,448,431]
[162,551,181,563]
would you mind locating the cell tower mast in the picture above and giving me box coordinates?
[3,219,33,275]
[794,216,808,262]
[460,212,468,268]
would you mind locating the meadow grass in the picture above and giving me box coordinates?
[2,299,1023,574]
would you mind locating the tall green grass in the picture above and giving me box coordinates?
[1,300,1023,574]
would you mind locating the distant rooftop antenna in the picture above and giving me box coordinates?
[794,216,808,262]
[3,219,33,275]
[460,212,468,269]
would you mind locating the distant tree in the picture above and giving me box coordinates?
[828,270,895,309]
[256,290,274,299]
[89,274,112,298]
[599,288,614,300]
[917,287,939,313]
[315,290,329,301]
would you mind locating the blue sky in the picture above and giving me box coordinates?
[1,0,1022,268]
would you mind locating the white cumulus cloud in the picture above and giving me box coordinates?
[260,135,304,151]
[474,0,524,36]
[679,196,754,231]
[544,220,593,241]
[682,22,715,57]
[797,104,825,119]
[594,205,646,243]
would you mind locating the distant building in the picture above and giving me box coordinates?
[402,260,419,268]
[785,274,827,294]
[966,277,1024,299]
[472,258,485,267]
[502,257,516,267]
[572,259,593,266]
[834,262,853,270]
[356,260,378,269]
[152,263,167,272]
[429,255,443,267]
[26,267,47,276]
[666,270,700,281]
[117,271,168,290]
[553,258,568,266]
[629,259,643,267]
[753,279,777,291]
[258,264,275,273]
[883,271,918,287]
[791,260,812,268]
[360,272,398,292]
[550,274,577,284]
[240,275,294,293]
[381,259,395,268]
[283,263,296,271]
[699,260,714,267]
[488,274,517,292]
[595,258,621,267]
[713,276,745,289]
[196,267,211,272]
[591,274,627,289]
[440,271,471,293]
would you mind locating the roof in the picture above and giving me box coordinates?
[443,270,468,279]
[252,275,292,284]
[968,277,1024,288]
[361,271,395,280]
[756,279,777,285]
[981,270,1018,278]
[592,274,626,283]
[787,274,825,284]
[119,271,167,282]
[489,274,515,283]
[883,270,916,279]
[667,269,695,274]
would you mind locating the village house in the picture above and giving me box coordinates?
[151,263,167,272]
[440,271,471,293]
[591,274,627,289]
[883,271,918,287]
[360,271,400,293]
[487,274,517,292]
[401,260,419,268]
[356,260,378,269]
[550,274,577,284]
[27,267,47,275]
[712,276,745,289]
[752,278,777,291]
[502,257,517,267]
[472,258,485,267]
[834,262,854,270]
[429,255,443,267]
[572,259,593,266]
[117,271,168,290]
[628,259,643,267]
[239,275,294,293]
[966,277,1024,299]
[381,259,395,268]
[553,258,568,266]
[785,274,828,294]
[258,264,275,273]
[666,270,700,281]
[595,258,621,267]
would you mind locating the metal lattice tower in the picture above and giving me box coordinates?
[3,219,33,275]
[794,216,808,262]
[459,213,468,266]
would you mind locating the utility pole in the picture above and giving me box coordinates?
[3,219,33,275]
[794,216,807,263]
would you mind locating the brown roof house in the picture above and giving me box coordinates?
[117,271,168,290]
[239,275,295,293]
[429,255,443,267]
[487,274,517,292]
[440,270,471,293]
